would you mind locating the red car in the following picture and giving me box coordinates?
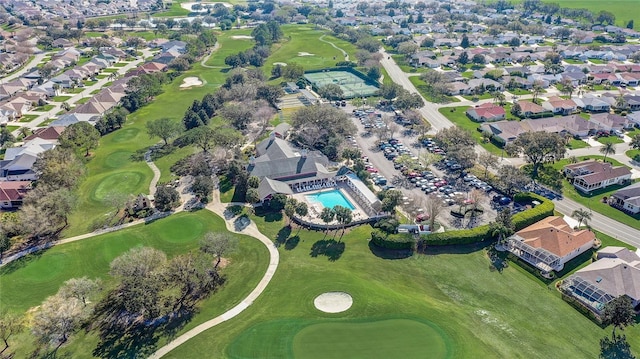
[366,167,379,173]
[416,213,430,222]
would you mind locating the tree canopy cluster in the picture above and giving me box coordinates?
[290,104,356,160]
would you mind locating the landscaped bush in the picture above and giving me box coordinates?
[422,193,554,246]
[560,292,602,325]
[372,218,400,235]
[370,229,415,250]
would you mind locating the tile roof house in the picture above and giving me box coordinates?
[24,126,66,144]
[574,96,611,112]
[513,100,552,118]
[564,160,632,193]
[609,182,640,214]
[542,96,577,115]
[480,115,598,143]
[466,103,506,122]
[0,181,31,209]
[590,113,633,131]
[506,216,595,273]
[0,181,31,208]
[561,247,640,314]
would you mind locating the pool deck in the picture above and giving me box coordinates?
[292,185,370,225]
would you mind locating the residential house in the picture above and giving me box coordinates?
[24,126,65,144]
[564,160,632,193]
[467,78,503,94]
[271,123,290,139]
[574,96,611,112]
[542,96,577,115]
[561,247,640,314]
[590,113,632,132]
[466,103,506,122]
[609,182,640,214]
[514,100,552,118]
[506,216,595,273]
[480,115,597,143]
[0,138,56,181]
[0,181,31,208]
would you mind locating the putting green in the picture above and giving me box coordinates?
[92,171,145,201]
[104,150,134,169]
[293,319,450,359]
[111,128,140,143]
[155,215,205,244]
[227,318,451,359]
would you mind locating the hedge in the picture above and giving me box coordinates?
[421,192,554,246]
[370,229,415,250]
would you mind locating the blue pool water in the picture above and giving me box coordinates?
[305,190,355,210]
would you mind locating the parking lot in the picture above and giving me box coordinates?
[342,103,503,229]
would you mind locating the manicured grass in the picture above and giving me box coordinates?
[34,104,55,112]
[163,210,632,359]
[438,106,505,156]
[154,145,196,183]
[461,71,474,79]
[52,95,72,102]
[74,97,91,105]
[508,88,531,96]
[1,210,270,357]
[102,68,120,73]
[5,126,19,132]
[113,62,127,67]
[564,59,585,64]
[65,87,85,94]
[90,89,101,94]
[204,29,254,68]
[410,77,460,104]
[588,58,606,64]
[39,117,56,126]
[567,138,590,149]
[596,135,624,145]
[262,25,358,76]
[626,149,640,161]
[96,74,109,79]
[19,114,38,122]
[579,112,590,120]
[152,1,191,17]
[462,93,493,101]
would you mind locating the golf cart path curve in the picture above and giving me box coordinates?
[148,193,279,358]
[319,34,349,61]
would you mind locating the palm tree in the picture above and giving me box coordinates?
[532,82,543,104]
[320,207,335,237]
[572,208,592,228]
[490,208,514,247]
[631,134,640,150]
[600,142,616,163]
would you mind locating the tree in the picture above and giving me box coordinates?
[377,83,402,100]
[185,126,216,152]
[32,148,84,190]
[284,198,299,225]
[596,10,616,25]
[572,208,592,228]
[631,134,640,151]
[367,66,381,81]
[603,296,636,336]
[192,176,215,202]
[600,332,636,359]
[155,186,181,211]
[318,84,344,100]
[282,63,304,80]
[381,189,403,213]
[498,165,530,197]
[504,131,566,180]
[627,20,635,30]
[0,230,9,260]
[32,294,87,350]
[246,188,260,203]
[472,54,486,65]
[460,34,469,48]
[200,232,237,269]
[490,207,514,245]
[295,201,308,219]
[58,277,101,306]
[342,147,362,166]
[256,85,284,106]
[426,194,445,230]
[146,117,183,145]
[599,142,616,163]
[0,311,23,355]
[247,176,260,188]
[320,207,335,234]
[397,41,418,56]
[457,51,469,65]
[478,152,499,179]
[333,205,353,237]
[59,122,100,157]
[394,91,424,110]
[221,103,254,130]
[0,127,15,148]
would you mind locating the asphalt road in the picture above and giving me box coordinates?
[378,49,640,245]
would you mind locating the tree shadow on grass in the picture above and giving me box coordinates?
[310,239,345,261]
[284,235,300,251]
[419,241,490,256]
[275,226,291,247]
[0,245,50,275]
[253,207,283,223]
[368,241,413,260]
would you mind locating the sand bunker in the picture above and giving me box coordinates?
[180,77,203,88]
[232,35,253,40]
[298,52,315,56]
[273,62,287,66]
[314,292,353,313]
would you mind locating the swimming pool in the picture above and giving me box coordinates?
[305,190,355,210]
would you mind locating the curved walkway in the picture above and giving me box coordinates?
[145,149,161,195]
[200,42,225,69]
[319,34,349,61]
[149,194,279,358]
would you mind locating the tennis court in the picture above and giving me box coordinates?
[304,70,379,98]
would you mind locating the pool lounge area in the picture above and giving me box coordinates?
[305,190,356,210]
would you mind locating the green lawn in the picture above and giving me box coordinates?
[596,136,624,145]
[65,87,85,94]
[161,210,634,359]
[410,77,460,104]
[152,0,191,17]
[262,25,358,76]
[0,210,270,357]
[101,68,120,73]
[19,114,38,122]
[74,97,91,105]
[567,138,590,149]
[204,29,254,68]
[438,106,505,156]
[5,126,19,132]
[589,58,606,64]
[564,59,585,64]
[34,104,55,112]
[90,89,101,94]
[462,93,493,101]
[52,95,72,102]
[113,62,127,67]
[626,149,640,161]
[507,88,531,96]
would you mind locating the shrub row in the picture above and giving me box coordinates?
[560,292,602,325]
[506,252,555,283]
[421,192,554,246]
[370,229,415,250]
